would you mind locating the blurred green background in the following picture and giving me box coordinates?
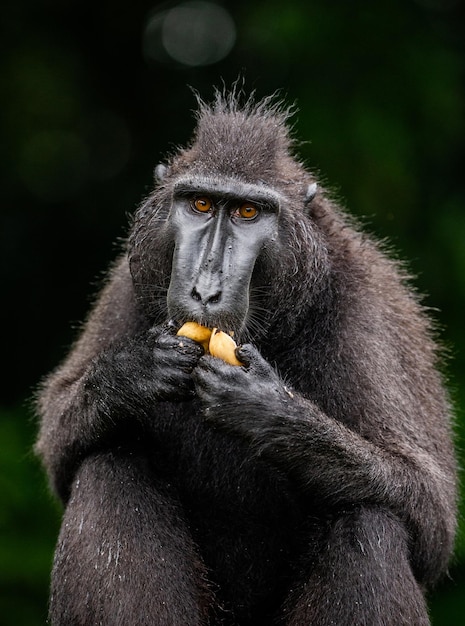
[1,0,464,623]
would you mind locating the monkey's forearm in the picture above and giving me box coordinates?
[244,395,455,585]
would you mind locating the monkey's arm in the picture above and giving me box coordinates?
[193,345,457,588]
[35,256,202,501]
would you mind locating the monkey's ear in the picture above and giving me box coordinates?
[305,182,317,204]
[304,182,318,214]
[154,163,169,182]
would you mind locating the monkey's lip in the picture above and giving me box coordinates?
[168,318,236,338]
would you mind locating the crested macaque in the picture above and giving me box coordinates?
[36,92,457,626]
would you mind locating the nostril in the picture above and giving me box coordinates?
[207,291,222,304]
[191,287,202,302]
[191,286,222,305]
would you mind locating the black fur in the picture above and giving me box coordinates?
[36,92,457,625]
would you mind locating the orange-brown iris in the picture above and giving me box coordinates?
[238,203,258,219]
[193,197,213,213]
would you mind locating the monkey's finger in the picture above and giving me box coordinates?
[192,356,229,389]
[156,332,205,357]
[235,344,273,376]
[193,354,224,379]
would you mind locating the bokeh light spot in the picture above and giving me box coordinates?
[143,1,236,67]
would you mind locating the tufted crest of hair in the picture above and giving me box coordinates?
[170,90,306,186]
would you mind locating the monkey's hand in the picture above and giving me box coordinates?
[193,343,293,440]
[86,325,204,411]
[148,325,205,401]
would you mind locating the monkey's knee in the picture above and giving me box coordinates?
[49,452,212,626]
[283,507,430,626]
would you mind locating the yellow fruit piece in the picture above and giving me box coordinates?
[209,328,243,366]
[177,322,212,352]
[177,322,242,365]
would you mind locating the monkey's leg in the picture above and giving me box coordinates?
[49,451,212,626]
[282,506,430,626]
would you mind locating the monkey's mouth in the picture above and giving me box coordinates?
[168,317,241,341]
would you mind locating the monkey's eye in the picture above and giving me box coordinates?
[192,197,213,213]
[237,203,259,220]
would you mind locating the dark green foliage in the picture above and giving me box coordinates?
[0,408,60,625]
